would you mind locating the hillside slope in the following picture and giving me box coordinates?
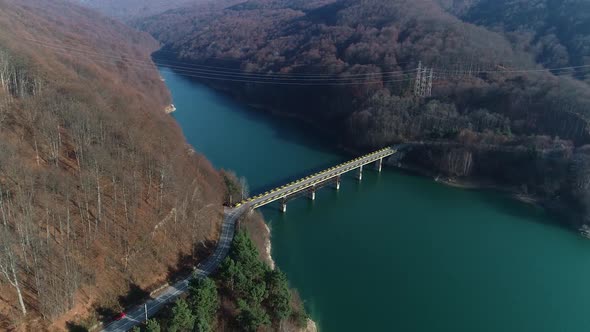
[137,0,590,226]
[74,0,197,19]
[442,0,590,83]
[0,0,226,330]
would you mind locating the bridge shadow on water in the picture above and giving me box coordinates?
[249,161,344,194]
[249,159,380,196]
[157,62,557,234]
[256,172,370,215]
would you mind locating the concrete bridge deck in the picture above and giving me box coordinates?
[236,147,397,211]
[101,147,396,331]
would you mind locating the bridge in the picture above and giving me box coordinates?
[235,147,397,212]
[102,146,397,331]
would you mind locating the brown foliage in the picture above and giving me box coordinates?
[0,0,225,329]
[136,0,590,222]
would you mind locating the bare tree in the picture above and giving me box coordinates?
[95,161,102,233]
[0,185,9,227]
[0,225,27,315]
[239,176,249,200]
[40,112,61,167]
[0,99,7,127]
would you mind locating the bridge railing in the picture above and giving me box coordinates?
[233,147,396,208]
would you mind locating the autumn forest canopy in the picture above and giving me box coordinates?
[1,0,590,330]
[135,0,590,225]
[0,0,226,329]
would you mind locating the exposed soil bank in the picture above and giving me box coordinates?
[242,211,318,332]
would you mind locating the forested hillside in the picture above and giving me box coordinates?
[0,0,227,329]
[442,0,590,83]
[137,0,590,225]
[75,0,197,19]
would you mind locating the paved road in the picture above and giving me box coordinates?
[240,147,397,209]
[100,206,245,332]
[100,147,395,331]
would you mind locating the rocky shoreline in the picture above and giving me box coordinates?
[164,103,176,114]
[244,213,318,332]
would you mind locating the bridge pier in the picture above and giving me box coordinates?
[280,198,287,213]
[243,148,396,213]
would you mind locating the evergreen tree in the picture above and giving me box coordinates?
[145,319,161,332]
[265,268,292,321]
[292,302,309,329]
[189,277,219,332]
[194,319,211,332]
[248,280,268,304]
[237,299,271,332]
[229,231,267,280]
[168,299,195,332]
[221,231,269,300]
[219,257,238,291]
[218,231,288,331]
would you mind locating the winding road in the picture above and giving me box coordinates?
[100,146,395,331]
[100,206,245,332]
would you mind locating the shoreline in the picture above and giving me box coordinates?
[263,222,276,270]
[223,89,547,210]
[392,161,545,207]
[243,213,318,332]
[160,70,582,332]
[189,76,571,222]
[158,66,319,332]
[164,103,176,114]
[262,225,318,332]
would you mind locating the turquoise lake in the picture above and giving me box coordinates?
[161,66,590,332]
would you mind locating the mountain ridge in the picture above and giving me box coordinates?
[0,0,227,329]
[137,0,590,225]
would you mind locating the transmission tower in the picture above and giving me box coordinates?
[414,61,434,98]
[414,61,422,97]
[426,68,433,97]
[420,66,428,97]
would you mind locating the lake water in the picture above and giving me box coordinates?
[161,66,590,332]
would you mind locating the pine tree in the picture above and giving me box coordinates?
[265,268,292,321]
[219,257,238,291]
[237,299,271,332]
[168,299,195,332]
[230,231,267,280]
[189,277,219,332]
[145,319,161,332]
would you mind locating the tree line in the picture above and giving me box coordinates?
[0,0,226,327]
[133,231,307,332]
[137,0,590,226]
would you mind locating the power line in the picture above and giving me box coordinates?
[44,48,415,86]
[435,64,590,75]
[42,48,590,89]
[24,38,417,79]
[23,38,419,82]
[21,37,590,88]
[26,36,590,82]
